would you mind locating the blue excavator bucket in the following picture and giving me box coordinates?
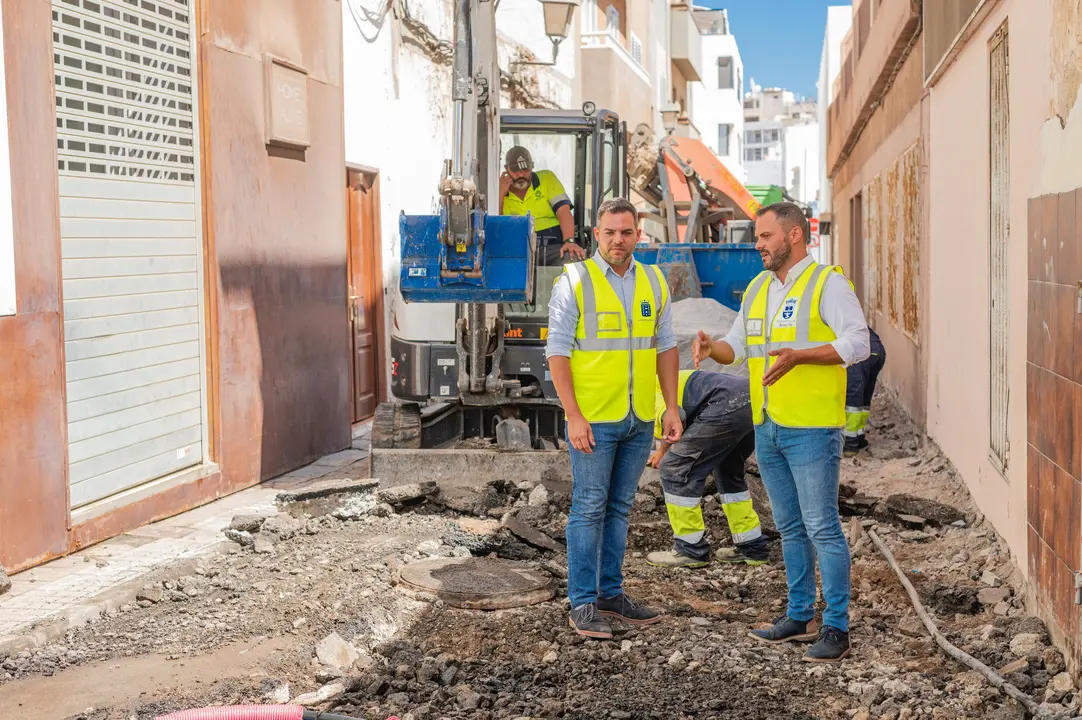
[399,211,535,303]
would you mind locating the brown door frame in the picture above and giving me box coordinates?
[346,164,388,423]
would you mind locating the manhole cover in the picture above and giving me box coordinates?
[398,557,555,610]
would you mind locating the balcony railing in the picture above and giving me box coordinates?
[581,30,650,85]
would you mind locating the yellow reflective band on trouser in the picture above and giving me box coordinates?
[844,406,870,438]
[664,492,705,543]
[721,492,762,544]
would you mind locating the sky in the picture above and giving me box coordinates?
[697,0,842,100]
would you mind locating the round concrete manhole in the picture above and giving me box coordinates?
[398,557,555,610]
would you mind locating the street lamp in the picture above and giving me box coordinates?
[539,0,579,42]
[661,103,680,135]
[512,0,580,66]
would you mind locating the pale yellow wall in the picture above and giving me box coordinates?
[926,0,1052,569]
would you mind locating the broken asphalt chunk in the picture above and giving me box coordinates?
[502,513,567,553]
[897,514,927,530]
[223,529,255,547]
[228,513,267,533]
[880,493,964,527]
[378,481,439,507]
[977,586,1011,606]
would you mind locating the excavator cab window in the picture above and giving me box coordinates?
[497,110,627,324]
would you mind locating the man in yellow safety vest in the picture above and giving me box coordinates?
[546,197,683,639]
[693,201,869,662]
[500,146,585,266]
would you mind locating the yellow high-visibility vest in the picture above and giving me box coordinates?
[566,258,669,423]
[744,262,847,428]
[502,170,570,232]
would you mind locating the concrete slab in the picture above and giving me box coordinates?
[371,449,570,489]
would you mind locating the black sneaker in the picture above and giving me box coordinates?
[802,626,851,662]
[748,615,819,644]
[844,436,869,456]
[715,547,769,566]
[569,603,613,639]
[597,593,663,627]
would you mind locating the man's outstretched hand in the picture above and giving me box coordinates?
[691,330,713,369]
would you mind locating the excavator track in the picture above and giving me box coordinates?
[371,401,423,449]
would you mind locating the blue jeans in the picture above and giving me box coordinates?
[754,416,850,631]
[565,415,654,608]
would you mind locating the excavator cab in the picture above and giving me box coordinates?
[381,107,627,450]
[497,107,627,399]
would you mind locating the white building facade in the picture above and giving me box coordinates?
[816,5,853,264]
[342,0,576,346]
[689,8,745,181]
[744,85,820,208]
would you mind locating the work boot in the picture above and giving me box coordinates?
[646,549,710,569]
[802,626,851,662]
[715,547,769,566]
[844,436,869,456]
[748,615,819,644]
[597,593,663,627]
[569,603,613,639]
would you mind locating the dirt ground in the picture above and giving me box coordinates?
[1,394,1078,720]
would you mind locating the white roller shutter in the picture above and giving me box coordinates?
[52,0,204,509]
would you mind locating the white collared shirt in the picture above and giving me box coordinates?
[545,253,677,360]
[720,255,870,367]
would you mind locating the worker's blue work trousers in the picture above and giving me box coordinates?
[845,333,886,439]
[754,417,850,631]
[565,415,654,609]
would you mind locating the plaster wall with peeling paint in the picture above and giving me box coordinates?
[342,0,577,354]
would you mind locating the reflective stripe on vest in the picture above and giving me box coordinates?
[744,262,847,428]
[566,258,669,423]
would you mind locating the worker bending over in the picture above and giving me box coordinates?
[645,369,770,570]
[845,326,886,455]
[500,146,585,266]
[547,198,682,639]
[693,201,869,662]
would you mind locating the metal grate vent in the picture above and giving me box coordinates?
[52,0,194,183]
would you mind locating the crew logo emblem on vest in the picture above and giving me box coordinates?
[747,318,764,337]
[775,297,799,329]
[640,300,652,318]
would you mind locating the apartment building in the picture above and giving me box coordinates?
[689,8,746,181]
[828,0,1082,668]
[816,4,854,264]
[744,85,820,207]
[578,0,705,140]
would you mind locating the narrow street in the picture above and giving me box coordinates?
[1,396,1074,720]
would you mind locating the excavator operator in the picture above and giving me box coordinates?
[499,146,585,266]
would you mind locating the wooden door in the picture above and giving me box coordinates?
[346,168,385,423]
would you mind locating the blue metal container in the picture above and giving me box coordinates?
[399,213,535,303]
[634,244,763,311]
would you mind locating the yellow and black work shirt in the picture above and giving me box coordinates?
[503,170,571,233]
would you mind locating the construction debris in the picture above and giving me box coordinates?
[867,529,1042,717]
[3,396,1080,720]
[0,565,10,597]
[879,493,966,527]
[377,482,439,507]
